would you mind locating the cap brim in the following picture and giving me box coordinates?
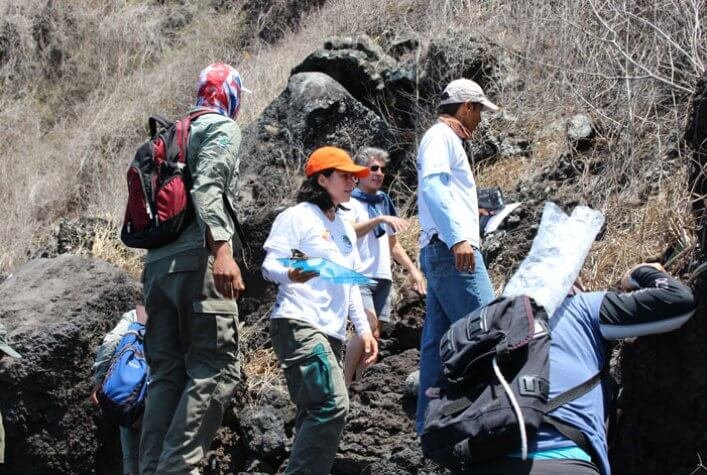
[480,98,499,112]
[335,164,370,178]
[0,344,21,359]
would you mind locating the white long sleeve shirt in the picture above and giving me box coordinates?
[262,202,371,340]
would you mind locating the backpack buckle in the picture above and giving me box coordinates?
[519,375,550,400]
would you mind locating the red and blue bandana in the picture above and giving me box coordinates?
[195,63,244,120]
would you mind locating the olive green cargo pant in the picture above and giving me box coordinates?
[270,318,348,475]
[140,248,240,475]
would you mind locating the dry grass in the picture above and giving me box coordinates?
[1,0,704,291]
[476,155,532,192]
[241,347,288,407]
[91,225,144,280]
[584,173,695,288]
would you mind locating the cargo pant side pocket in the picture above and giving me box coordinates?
[283,343,334,407]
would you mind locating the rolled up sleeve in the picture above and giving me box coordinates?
[190,121,241,242]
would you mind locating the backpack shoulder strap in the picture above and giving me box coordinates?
[223,195,248,255]
[542,366,607,464]
[176,109,220,164]
[545,368,604,413]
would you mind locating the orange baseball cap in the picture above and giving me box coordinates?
[305,146,370,178]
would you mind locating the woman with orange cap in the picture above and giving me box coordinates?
[261,146,379,474]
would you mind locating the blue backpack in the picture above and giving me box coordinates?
[97,321,149,427]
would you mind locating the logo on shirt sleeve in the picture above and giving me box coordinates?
[216,136,230,150]
[339,234,353,254]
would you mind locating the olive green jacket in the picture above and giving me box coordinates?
[146,110,242,263]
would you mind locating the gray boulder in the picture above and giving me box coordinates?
[404,370,419,397]
[0,254,141,475]
[566,113,595,150]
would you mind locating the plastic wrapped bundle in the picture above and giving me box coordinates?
[502,202,605,317]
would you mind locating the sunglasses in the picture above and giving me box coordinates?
[369,165,386,173]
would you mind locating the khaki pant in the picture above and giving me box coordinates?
[270,318,348,475]
[140,248,241,475]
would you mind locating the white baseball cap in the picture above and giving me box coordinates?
[439,78,499,112]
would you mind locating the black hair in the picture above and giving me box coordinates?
[296,169,336,211]
[438,102,464,116]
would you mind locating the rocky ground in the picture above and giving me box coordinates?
[0,29,705,475]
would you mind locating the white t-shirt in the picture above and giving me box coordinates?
[340,197,393,280]
[416,122,480,249]
[262,202,369,340]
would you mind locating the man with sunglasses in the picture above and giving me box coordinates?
[415,79,500,434]
[341,147,426,385]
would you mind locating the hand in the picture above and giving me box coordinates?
[620,262,666,291]
[479,208,491,216]
[408,270,427,295]
[360,331,378,366]
[90,384,100,407]
[287,267,319,283]
[451,241,476,273]
[212,242,245,299]
[381,216,409,234]
[365,310,380,340]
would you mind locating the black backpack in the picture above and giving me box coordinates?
[420,295,603,473]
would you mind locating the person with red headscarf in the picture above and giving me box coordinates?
[139,62,249,475]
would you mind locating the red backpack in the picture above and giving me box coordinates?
[120,111,212,249]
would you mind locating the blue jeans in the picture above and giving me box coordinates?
[416,240,495,434]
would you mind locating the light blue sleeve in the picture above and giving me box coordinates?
[421,173,471,248]
[91,310,137,385]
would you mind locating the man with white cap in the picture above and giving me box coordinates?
[415,78,499,434]
[0,322,22,465]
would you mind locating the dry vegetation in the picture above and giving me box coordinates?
[1,0,704,290]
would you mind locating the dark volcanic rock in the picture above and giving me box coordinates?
[292,34,397,112]
[335,350,433,474]
[421,32,497,95]
[237,71,395,222]
[239,0,327,44]
[30,217,110,259]
[239,405,288,459]
[0,255,141,475]
[361,445,446,475]
[611,293,707,474]
[685,69,707,259]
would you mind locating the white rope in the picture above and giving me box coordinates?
[492,355,528,460]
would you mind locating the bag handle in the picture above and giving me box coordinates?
[148,116,172,138]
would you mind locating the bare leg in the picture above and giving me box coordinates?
[344,309,379,387]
